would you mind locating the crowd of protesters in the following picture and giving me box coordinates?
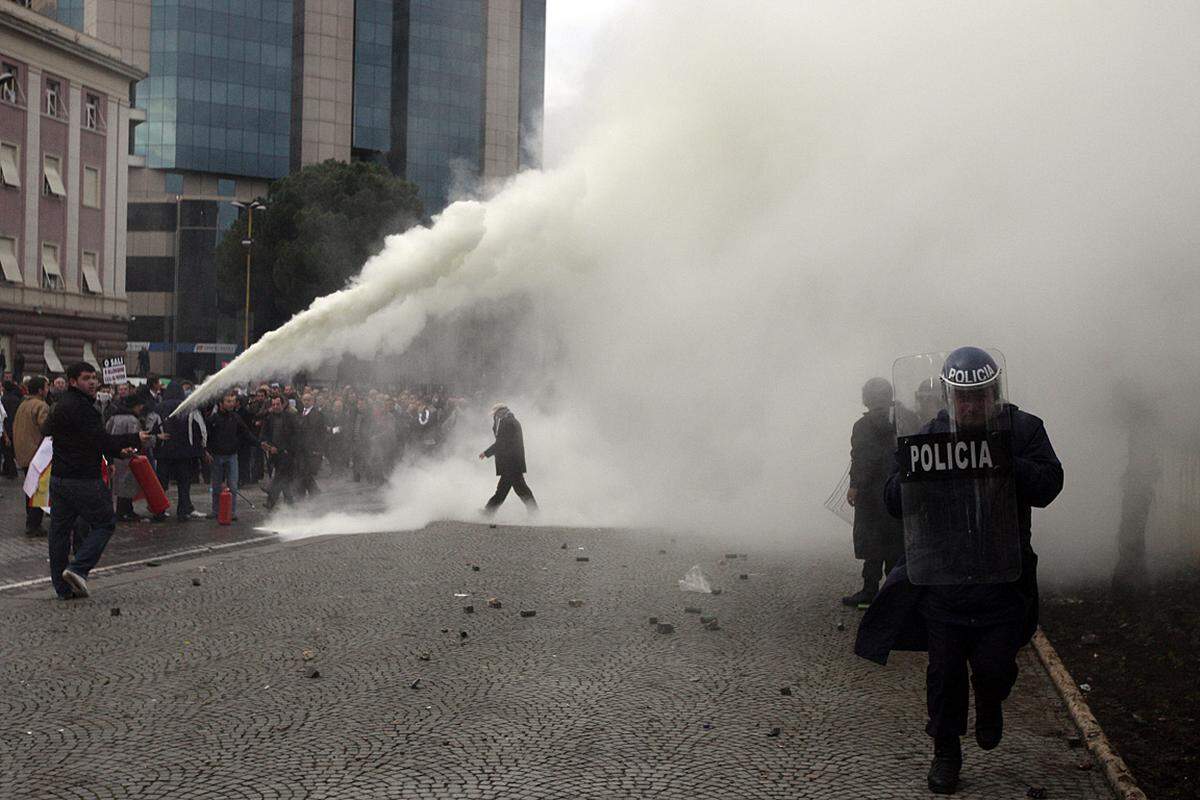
[2,365,470,535]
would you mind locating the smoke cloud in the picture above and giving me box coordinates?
[192,3,1200,579]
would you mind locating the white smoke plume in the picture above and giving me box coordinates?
[190,3,1200,578]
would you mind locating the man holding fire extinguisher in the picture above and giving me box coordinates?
[205,389,260,521]
[42,362,159,600]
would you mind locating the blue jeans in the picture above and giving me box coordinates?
[210,454,238,516]
[48,477,116,598]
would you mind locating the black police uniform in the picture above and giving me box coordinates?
[855,404,1062,742]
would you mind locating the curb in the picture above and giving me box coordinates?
[0,534,278,594]
[1032,628,1148,800]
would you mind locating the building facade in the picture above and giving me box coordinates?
[0,1,144,376]
[33,0,544,378]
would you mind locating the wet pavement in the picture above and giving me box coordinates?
[0,502,1112,799]
[0,474,376,589]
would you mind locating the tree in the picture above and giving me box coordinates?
[217,160,424,340]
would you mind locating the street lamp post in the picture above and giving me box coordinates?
[231,200,266,351]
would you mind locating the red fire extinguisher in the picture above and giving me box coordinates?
[130,455,170,516]
[217,485,233,525]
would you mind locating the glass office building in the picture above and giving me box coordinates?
[53,0,86,31]
[353,0,392,154]
[135,0,293,179]
[400,0,486,213]
[518,0,544,169]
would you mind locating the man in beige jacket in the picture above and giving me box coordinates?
[13,376,50,536]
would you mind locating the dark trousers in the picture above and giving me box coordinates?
[48,477,117,598]
[26,503,44,532]
[266,457,295,507]
[924,617,1022,738]
[158,458,195,517]
[485,473,537,512]
[294,453,320,499]
[862,558,897,588]
[1,440,16,478]
[20,469,44,531]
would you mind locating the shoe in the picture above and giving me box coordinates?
[975,701,1003,750]
[56,591,78,601]
[205,513,217,520]
[841,586,878,607]
[928,736,962,795]
[189,510,207,519]
[231,515,238,521]
[61,568,89,598]
[24,527,44,537]
[150,513,169,523]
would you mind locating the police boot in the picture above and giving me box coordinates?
[975,699,1003,750]
[841,582,878,608]
[927,735,962,795]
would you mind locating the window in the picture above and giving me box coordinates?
[81,251,102,294]
[43,339,63,374]
[84,93,101,131]
[0,63,18,105]
[43,154,66,197]
[41,242,62,290]
[163,172,184,194]
[45,79,63,118]
[0,236,21,283]
[83,166,100,208]
[0,141,18,188]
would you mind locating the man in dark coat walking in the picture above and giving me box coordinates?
[156,382,207,521]
[843,377,905,607]
[293,390,325,499]
[854,347,1063,794]
[479,403,537,514]
[261,395,298,508]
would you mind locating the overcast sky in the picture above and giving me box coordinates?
[542,0,634,166]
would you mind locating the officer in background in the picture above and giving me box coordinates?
[855,347,1063,795]
[843,377,905,607]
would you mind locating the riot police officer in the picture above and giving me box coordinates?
[855,347,1063,795]
[843,377,905,607]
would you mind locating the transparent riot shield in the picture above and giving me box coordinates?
[891,349,1021,585]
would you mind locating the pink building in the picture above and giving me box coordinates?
[0,2,144,376]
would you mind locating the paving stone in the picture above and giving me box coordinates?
[0,507,1112,800]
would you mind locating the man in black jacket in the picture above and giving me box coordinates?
[1,379,23,479]
[156,382,207,521]
[479,403,537,514]
[205,390,258,520]
[42,362,152,599]
[261,396,297,509]
[293,391,325,499]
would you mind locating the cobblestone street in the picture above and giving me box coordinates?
[0,514,1111,799]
